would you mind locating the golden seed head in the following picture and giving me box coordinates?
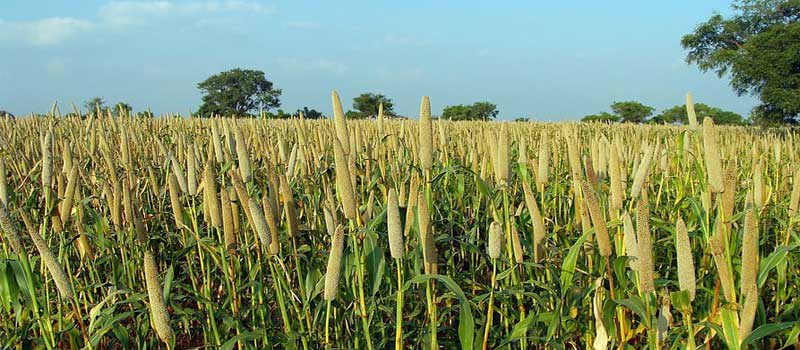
[488,220,503,260]
[703,117,724,192]
[496,123,510,185]
[686,92,698,127]
[740,204,759,300]
[248,198,271,247]
[709,223,734,302]
[332,91,351,156]
[630,144,653,198]
[419,96,433,171]
[674,217,696,300]
[0,157,7,206]
[387,188,403,259]
[581,180,611,257]
[234,125,252,183]
[280,175,299,238]
[144,250,175,346]
[636,196,655,294]
[622,211,638,272]
[739,284,759,339]
[28,222,74,299]
[522,180,545,262]
[537,133,550,186]
[324,226,345,301]
[203,159,222,228]
[41,128,53,190]
[417,191,436,268]
[0,203,26,255]
[333,139,357,219]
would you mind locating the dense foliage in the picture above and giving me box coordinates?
[682,0,800,124]
[197,68,282,117]
[441,102,499,121]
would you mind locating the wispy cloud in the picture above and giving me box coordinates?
[375,65,424,81]
[275,57,348,76]
[99,1,173,26]
[283,20,319,30]
[99,0,273,25]
[0,17,92,46]
[0,1,275,46]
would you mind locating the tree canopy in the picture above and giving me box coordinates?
[351,93,394,119]
[581,101,654,123]
[582,100,745,125]
[581,112,619,123]
[297,107,323,119]
[197,68,282,117]
[441,102,499,121]
[84,97,106,114]
[651,103,747,125]
[682,0,800,124]
[610,101,655,123]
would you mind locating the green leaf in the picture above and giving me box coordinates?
[498,313,537,347]
[405,274,474,350]
[758,246,791,288]
[720,305,740,349]
[742,321,798,348]
[560,230,589,293]
[364,231,386,297]
[163,264,175,302]
[670,290,692,314]
[615,297,647,323]
[221,330,267,350]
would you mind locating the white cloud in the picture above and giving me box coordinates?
[99,1,173,26]
[274,57,348,76]
[375,66,424,81]
[99,0,273,25]
[0,1,274,46]
[181,0,274,14]
[0,17,92,46]
[283,20,319,30]
[314,59,347,75]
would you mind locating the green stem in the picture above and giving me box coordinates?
[482,260,497,350]
[395,259,404,350]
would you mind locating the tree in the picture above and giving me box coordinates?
[296,107,323,119]
[682,0,800,124]
[471,102,499,120]
[651,103,748,125]
[352,93,394,118]
[197,68,282,117]
[114,102,133,117]
[441,102,499,121]
[265,109,292,119]
[84,97,107,114]
[581,112,620,123]
[345,110,365,119]
[611,101,655,123]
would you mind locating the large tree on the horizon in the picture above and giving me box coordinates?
[351,93,394,119]
[682,0,800,124]
[197,68,282,117]
[610,101,655,123]
[651,103,748,125]
[84,97,107,114]
[441,102,499,121]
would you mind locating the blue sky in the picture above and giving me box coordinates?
[0,0,757,120]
